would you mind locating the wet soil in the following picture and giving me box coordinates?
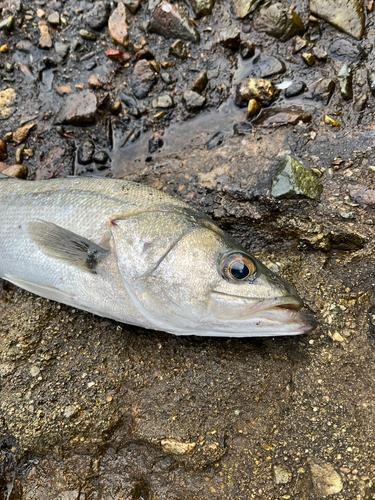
[1,0,375,498]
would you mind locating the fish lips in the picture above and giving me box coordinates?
[209,292,317,334]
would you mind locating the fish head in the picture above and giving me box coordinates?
[112,208,317,337]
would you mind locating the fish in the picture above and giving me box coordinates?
[0,177,317,337]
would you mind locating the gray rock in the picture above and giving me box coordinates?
[245,52,286,78]
[233,0,264,19]
[149,1,200,43]
[77,140,95,165]
[368,72,375,97]
[85,1,110,31]
[219,27,241,50]
[132,60,158,99]
[0,0,21,14]
[54,91,98,125]
[48,11,60,25]
[15,40,33,52]
[338,64,353,99]
[285,81,305,98]
[192,71,208,91]
[329,38,364,61]
[182,90,206,110]
[271,154,323,201]
[308,79,335,105]
[55,42,70,61]
[187,0,214,19]
[349,184,375,207]
[310,0,364,40]
[161,72,173,84]
[152,94,174,108]
[169,39,188,59]
[293,36,308,53]
[254,107,311,127]
[353,92,368,111]
[254,2,305,42]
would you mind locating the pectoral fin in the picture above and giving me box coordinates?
[27,220,110,272]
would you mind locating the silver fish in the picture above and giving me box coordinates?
[0,177,316,337]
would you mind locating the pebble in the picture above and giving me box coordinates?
[106,48,130,65]
[324,115,340,127]
[189,0,214,18]
[329,39,363,62]
[284,81,305,98]
[169,39,188,60]
[247,99,260,119]
[2,164,27,178]
[233,0,263,18]
[0,16,14,31]
[338,64,353,99]
[206,130,226,150]
[56,85,72,95]
[48,11,60,25]
[13,123,36,144]
[149,133,164,153]
[240,40,255,59]
[192,71,208,91]
[161,72,173,84]
[312,46,328,60]
[308,458,343,496]
[271,154,323,201]
[254,2,304,41]
[38,21,52,49]
[310,0,364,39]
[149,1,200,43]
[0,44,8,52]
[293,36,307,53]
[254,106,311,127]
[108,3,129,48]
[85,1,110,31]
[273,465,292,484]
[88,75,105,89]
[349,184,375,207]
[15,147,23,164]
[132,60,158,99]
[182,90,206,110]
[5,62,14,73]
[152,94,174,108]
[235,78,274,107]
[15,40,32,52]
[308,79,335,105]
[233,122,253,135]
[161,438,196,455]
[80,29,98,41]
[124,0,141,15]
[245,52,286,78]
[0,139,7,161]
[54,91,98,125]
[368,72,375,97]
[353,93,368,111]
[302,52,314,66]
[77,140,95,165]
[93,151,109,165]
[55,42,70,61]
[134,47,155,61]
[0,88,17,120]
[219,27,241,50]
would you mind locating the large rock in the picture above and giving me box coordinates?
[149,1,200,42]
[54,91,98,125]
[132,60,158,99]
[243,52,286,79]
[254,2,305,41]
[329,38,364,62]
[310,0,365,39]
[233,0,264,18]
[85,1,110,31]
[271,154,323,201]
[108,3,129,47]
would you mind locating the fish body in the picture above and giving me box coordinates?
[0,177,317,337]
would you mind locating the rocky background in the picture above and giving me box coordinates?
[1,0,375,498]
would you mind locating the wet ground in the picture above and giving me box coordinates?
[1,0,375,498]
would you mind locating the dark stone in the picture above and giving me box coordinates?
[0,138,7,161]
[169,39,188,59]
[245,52,286,79]
[240,40,255,59]
[54,91,98,125]
[307,79,335,105]
[338,64,353,100]
[149,1,200,43]
[161,72,173,84]
[149,133,164,153]
[192,71,208,91]
[35,145,74,180]
[329,39,364,62]
[77,140,95,165]
[219,27,241,50]
[284,82,306,98]
[85,0,111,31]
[188,0,214,19]
[0,16,15,31]
[368,72,375,97]
[233,122,253,135]
[253,107,312,127]
[254,2,304,42]
[93,150,109,165]
[124,0,141,15]
[206,131,226,150]
[86,61,97,70]
[119,91,137,108]
[131,60,158,99]
[134,48,155,61]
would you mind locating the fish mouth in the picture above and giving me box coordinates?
[209,292,317,335]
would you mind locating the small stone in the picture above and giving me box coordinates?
[182,90,206,110]
[161,438,196,455]
[149,132,164,153]
[368,72,375,97]
[149,1,200,43]
[134,47,155,61]
[132,60,158,99]
[192,71,208,91]
[55,42,70,61]
[37,9,45,17]
[0,139,7,160]
[235,78,274,107]
[88,75,105,89]
[16,40,33,51]
[247,99,260,119]
[85,1,110,30]
[169,39,188,59]
[293,36,308,53]
[0,88,17,120]
[108,3,129,48]
[0,44,8,52]
[302,52,314,66]
[36,146,74,180]
[312,46,328,60]
[274,465,292,485]
[254,106,311,127]
[48,11,60,25]
[324,115,340,127]
[15,147,23,164]
[30,366,40,377]
[233,122,253,135]
[206,131,226,150]
[308,458,343,495]
[150,60,160,72]
[219,27,241,50]
[38,21,52,49]
[93,151,109,165]
[233,0,263,18]
[188,0,213,18]
[310,0,364,40]
[308,79,335,105]
[329,39,363,62]
[0,16,15,31]
[64,405,78,418]
[254,3,305,42]
[124,0,141,15]
[245,52,286,78]
[56,85,72,95]
[2,164,27,178]
[271,154,323,201]
[285,82,305,98]
[349,184,375,207]
[24,149,33,157]
[78,140,95,165]
[161,72,173,84]
[54,91,98,125]
[80,29,98,41]
[338,64,353,99]
[5,62,14,73]
[353,93,368,111]
[152,94,174,108]
[4,132,12,141]
[240,40,255,59]
[13,123,36,144]
[111,100,122,113]
[106,48,130,64]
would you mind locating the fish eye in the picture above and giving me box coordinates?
[221,253,257,282]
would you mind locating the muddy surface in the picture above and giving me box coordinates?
[1,0,375,498]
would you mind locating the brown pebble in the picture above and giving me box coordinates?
[56,85,72,95]
[13,123,36,144]
[88,75,105,89]
[0,139,7,161]
[2,164,27,178]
